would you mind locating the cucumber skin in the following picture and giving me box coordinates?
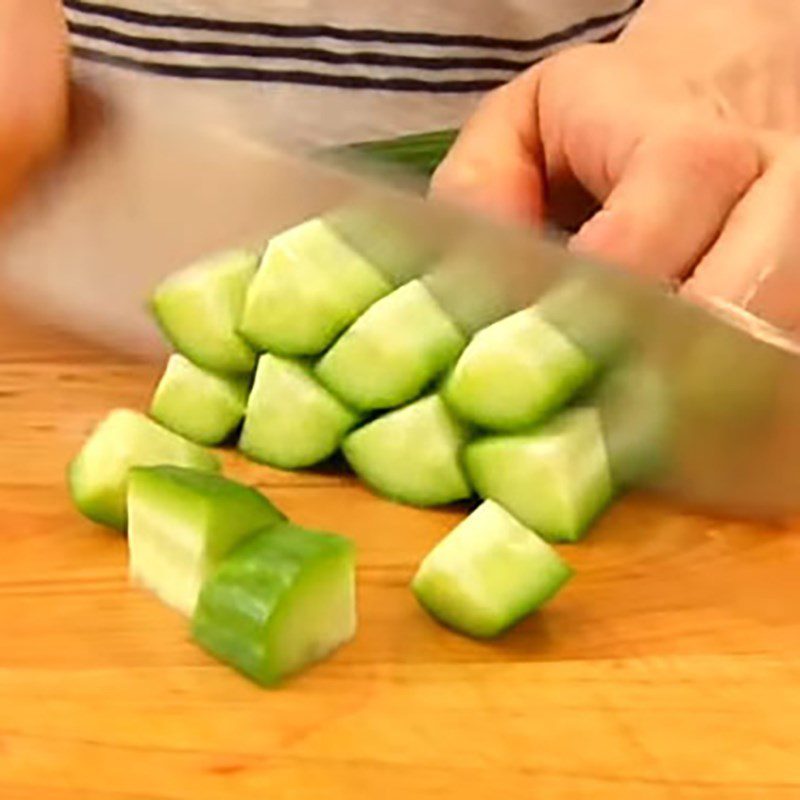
[412,500,573,638]
[128,466,285,561]
[192,524,356,686]
[465,409,615,543]
[68,409,221,531]
[328,129,458,178]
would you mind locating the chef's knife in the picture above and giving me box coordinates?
[1,82,798,517]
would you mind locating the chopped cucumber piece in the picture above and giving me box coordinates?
[316,280,466,412]
[324,202,436,285]
[192,523,356,686]
[412,500,573,638]
[151,249,258,374]
[443,308,597,431]
[240,353,360,469]
[537,275,631,364]
[465,408,614,542]
[593,358,673,487]
[68,409,220,531]
[128,466,285,616]
[342,394,471,506]
[150,354,249,445]
[239,218,392,355]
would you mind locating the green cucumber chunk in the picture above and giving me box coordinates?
[240,353,360,469]
[128,466,285,616]
[192,523,356,686]
[342,394,471,506]
[465,408,614,542]
[412,500,573,638]
[150,354,250,445]
[151,249,258,374]
[323,202,437,285]
[238,218,392,355]
[315,280,466,412]
[68,409,220,531]
[443,308,597,431]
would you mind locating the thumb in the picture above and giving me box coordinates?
[429,68,545,226]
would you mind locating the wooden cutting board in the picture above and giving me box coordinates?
[2,302,800,800]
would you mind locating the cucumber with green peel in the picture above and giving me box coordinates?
[315,280,466,412]
[128,466,285,616]
[192,523,356,686]
[238,218,392,356]
[342,394,471,506]
[329,128,458,178]
[150,354,249,445]
[240,353,360,469]
[412,500,573,638]
[68,409,220,530]
[151,249,258,374]
[443,308,597,431]
[465,407,615,542]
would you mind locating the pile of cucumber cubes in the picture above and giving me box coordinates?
[68,212,624,687]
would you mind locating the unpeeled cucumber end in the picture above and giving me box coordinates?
[192,523,357,686]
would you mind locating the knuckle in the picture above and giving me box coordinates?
[657,121,761,192]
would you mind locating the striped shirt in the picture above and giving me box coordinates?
[65,0,642,147]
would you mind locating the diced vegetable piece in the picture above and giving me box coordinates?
[412,500,573,638]
[342,394,471,506]
[151,249,258,374]
[593,358,673,487]
[324,202,436,285]
[465,408,614,542]
[316,280,466,412]
[128,467,285,615]
[239,218,392,355]
[443,308,597,431]
[150,354,249,445]
[537,276,630,364]
[240,354,360,469]
[68,409,220,531]
[192,524,356,686]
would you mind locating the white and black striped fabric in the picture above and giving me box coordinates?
[65,0,642,146]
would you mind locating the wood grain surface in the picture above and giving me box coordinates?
[1,301,800,800]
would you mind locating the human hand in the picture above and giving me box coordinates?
[0,0,68,212]
[431,0,800,335]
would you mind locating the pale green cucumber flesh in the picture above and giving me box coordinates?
[412,500,573,638]
[127,466,285,616]
[443,308,597,431]
[315,280,466,412]
[151,249,258,374]
[150,354,249,445]
[240,353,360,469]
[465,408,614,543]
[239,218,392,355]
[68,409,220,531]
[192,524,356,686]
[342,394,471,506]
[323,202,436,285]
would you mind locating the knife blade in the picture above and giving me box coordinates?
[1,84,798,517]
